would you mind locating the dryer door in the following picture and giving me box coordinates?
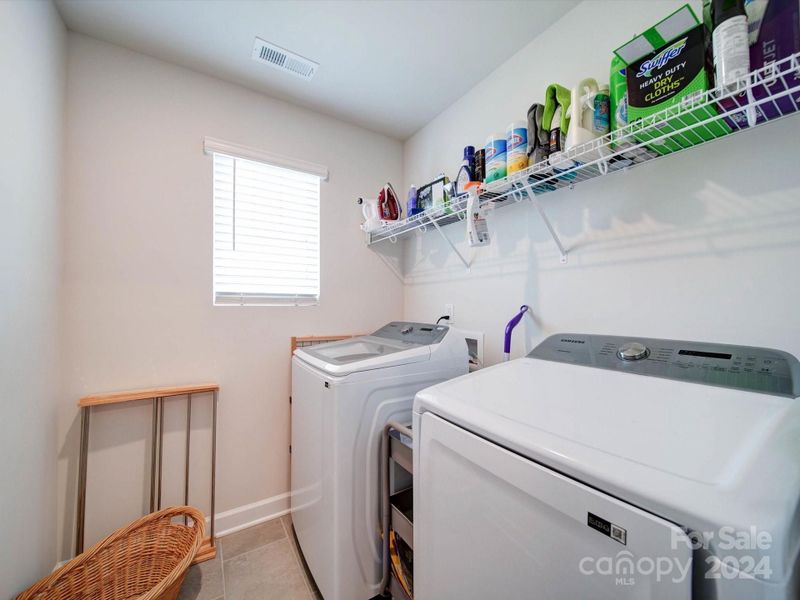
[415,412,693,600]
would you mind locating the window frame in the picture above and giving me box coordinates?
[205,138,327,307]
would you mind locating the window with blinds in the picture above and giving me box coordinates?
[213,152,321,306]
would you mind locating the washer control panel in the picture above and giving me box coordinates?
[528,333,800,398]
[372,321,449,345]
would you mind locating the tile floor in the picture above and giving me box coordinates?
[179,514,322,600]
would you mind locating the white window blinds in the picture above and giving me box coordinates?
[212,152,321,306]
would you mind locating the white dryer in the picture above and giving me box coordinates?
[291,322,467,600]
[413,333,800,600]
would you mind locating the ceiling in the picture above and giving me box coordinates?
[55,0,577,139]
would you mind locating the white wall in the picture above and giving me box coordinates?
[0,0,66,595]
[59,34,403,560]
[403,0,800,365]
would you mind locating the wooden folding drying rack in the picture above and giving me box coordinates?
[75,383,219,564]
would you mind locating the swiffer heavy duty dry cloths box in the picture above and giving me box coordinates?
[614,4,731,154]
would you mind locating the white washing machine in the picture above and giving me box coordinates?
[413,333,800,600]
[291,321,468,600]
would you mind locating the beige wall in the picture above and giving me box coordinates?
[59,34,404,560]
[0,0,66,595]
[402,0,800,364]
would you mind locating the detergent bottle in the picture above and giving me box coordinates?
[407,184,420,217]
[564,78,610,165]
[594,85,610,134]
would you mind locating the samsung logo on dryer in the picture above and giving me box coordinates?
[560,338,586,344]
[588,512,627,545]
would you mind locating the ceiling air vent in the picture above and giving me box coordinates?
[251,38,318,80]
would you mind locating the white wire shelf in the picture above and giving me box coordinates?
[366,51,800,262]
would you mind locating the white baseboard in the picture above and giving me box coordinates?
[211,491,291,538]
[52,560,68,572]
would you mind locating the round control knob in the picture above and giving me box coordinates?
[617,342,650,361]
[400,326,413,335]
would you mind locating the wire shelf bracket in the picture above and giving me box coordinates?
[519,181,568,263]
[425,211,472,271]
[374,249,405,283]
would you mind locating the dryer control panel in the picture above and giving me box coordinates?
[372,322,449,345]
[528,334,800,398]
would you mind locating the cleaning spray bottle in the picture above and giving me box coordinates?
[466,190,490,247]
[564,78,610,165]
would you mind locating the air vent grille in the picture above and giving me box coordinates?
[252,38,318,80]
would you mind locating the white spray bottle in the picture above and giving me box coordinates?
[466,191,490,247]
[565,78,610,165]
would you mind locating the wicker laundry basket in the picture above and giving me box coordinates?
[18,506,205,600]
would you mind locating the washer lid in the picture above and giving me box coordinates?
[414,354,800,583]
[295,335,430,376]
[294,321,450,376]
